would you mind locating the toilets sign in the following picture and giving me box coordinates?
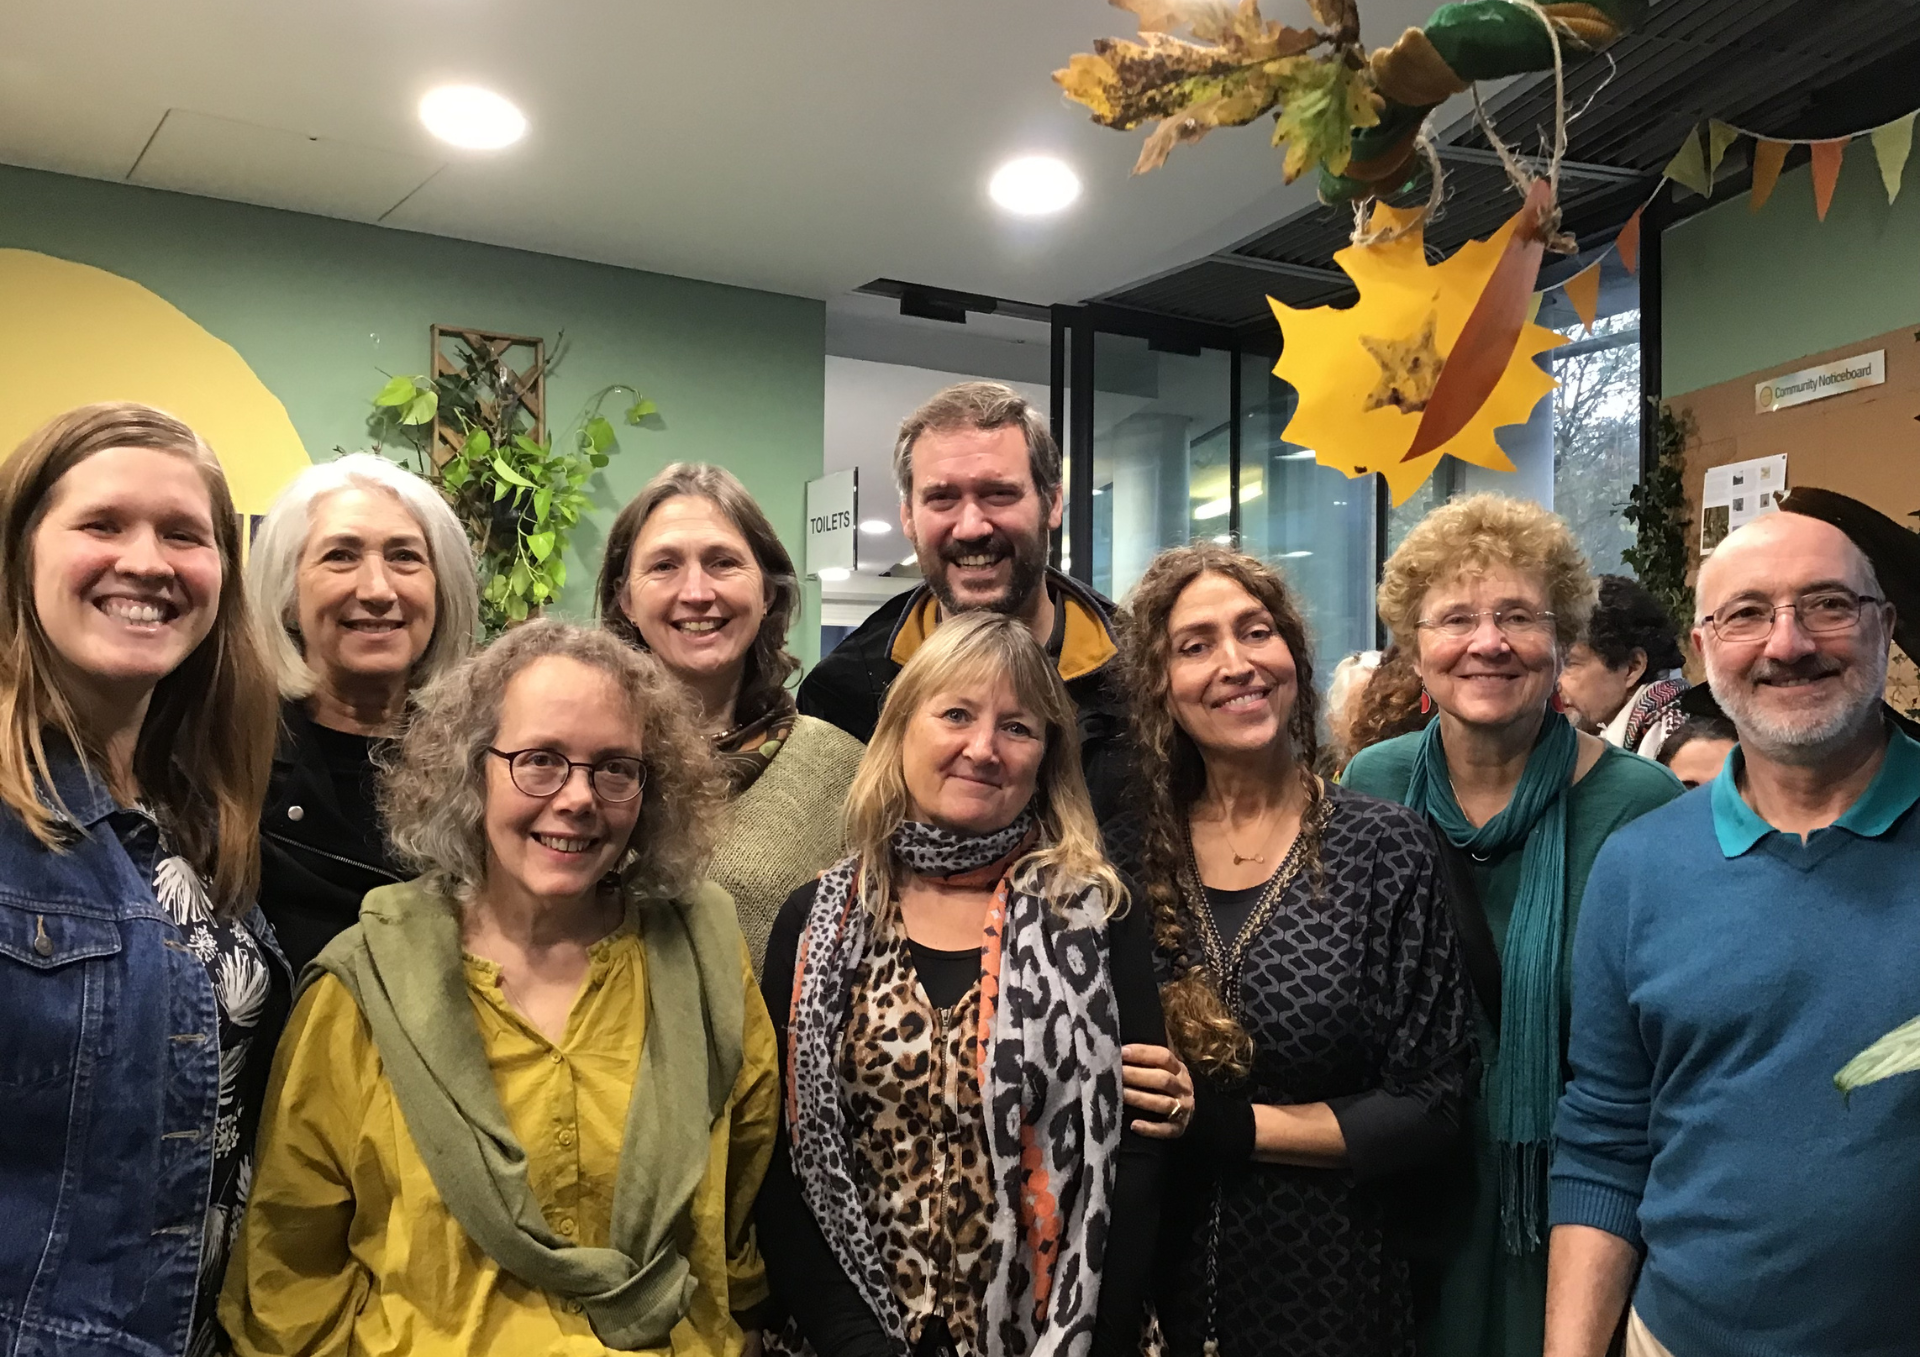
[805,469,857,577]
[1755,350,1885,413]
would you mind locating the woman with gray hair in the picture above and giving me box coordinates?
[246,452,478,970]
[222,619,779,1356]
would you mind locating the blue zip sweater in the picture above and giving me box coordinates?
[1551,730,1920,1357]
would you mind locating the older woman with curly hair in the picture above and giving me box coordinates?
[221,620,779,1357]
[755,612,1165,1357]
[1342,495,1682,1357]
[1112,544,1473,1357]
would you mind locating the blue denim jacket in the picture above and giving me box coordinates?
[0,746,288,1357]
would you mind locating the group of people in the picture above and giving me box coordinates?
[1,382,1915,1357]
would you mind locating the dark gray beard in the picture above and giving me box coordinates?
[925,534,1049,619]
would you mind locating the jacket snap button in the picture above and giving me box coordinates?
[287,805,305,822]
[33,916,54,957]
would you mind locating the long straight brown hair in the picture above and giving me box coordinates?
[0,403,277,914]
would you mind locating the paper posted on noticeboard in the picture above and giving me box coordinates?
[1700,454,1788,556]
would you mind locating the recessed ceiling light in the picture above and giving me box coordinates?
[419,85,527,150]
[817,566,851,582]
[989,155,1081,217]
[859,519,893,536]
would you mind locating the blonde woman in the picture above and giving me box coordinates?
[1342,495,1682,1357]
[756,612,1165,1357]
[222,621,778,1356]
[0,403,282,1357]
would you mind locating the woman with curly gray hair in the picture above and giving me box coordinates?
[222,620,779,1357]
[1343,495,1682,1357]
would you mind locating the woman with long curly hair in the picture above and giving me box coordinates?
[222,620,779,1357]
[1114,544,1474,1357]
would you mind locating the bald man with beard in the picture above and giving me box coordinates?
[1544,510,1920,1357]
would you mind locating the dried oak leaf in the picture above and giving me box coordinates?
[1305,0,1360,43]
[1271,53,1380,182]
[1134,61,1300,172]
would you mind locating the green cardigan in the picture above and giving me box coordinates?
[709,714,865,975]
[1343,731,1682,1357]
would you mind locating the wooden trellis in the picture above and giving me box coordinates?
[428,325,546,467]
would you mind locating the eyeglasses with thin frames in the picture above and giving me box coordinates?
[487,747,646,802]
[1700,589,1884,645]
[1414,607,1557,642]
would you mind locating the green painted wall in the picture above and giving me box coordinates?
[1664,155,1920,397]
[0,164,826,664]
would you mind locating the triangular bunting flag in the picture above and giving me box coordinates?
[1707,120,1741,182]
[1810,138,1848,220]
[1751,140,1789,212]
[1564,262,1602,334]
[1872,113,1915,204]
[1616,206,1644,275]
[1527,291,1544,325]
[1665,125,1713,197]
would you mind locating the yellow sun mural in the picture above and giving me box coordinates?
[1269,199,1568,505]
[0,249,311,515]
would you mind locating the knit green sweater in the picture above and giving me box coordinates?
[709,714,865,975]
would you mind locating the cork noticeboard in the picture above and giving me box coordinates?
[1670,322,1920,717]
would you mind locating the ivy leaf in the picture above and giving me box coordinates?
[463,427,492,458]
[585,416,615,453]
[443,459,471,490]
[401,391,438,426]
[506,593,529,623]
[374,375,418,408]
[512,434,547,459]
[1271,54,1378,183]
[526,530,555,562]
[533,488,553,523]
[1836,1013,1920,1100]
[624,397,657,424]
[491,456,537,490]
[590,452,610,469]
[531,577,552,602]
[493,478,511,503]
[550,558,567,589]
[509,559,532,595]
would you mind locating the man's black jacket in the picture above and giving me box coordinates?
[797,568,1133,827]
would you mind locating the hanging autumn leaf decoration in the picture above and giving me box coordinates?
[1053,0,1380,180]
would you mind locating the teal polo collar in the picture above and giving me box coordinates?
[1712,726,1920,858]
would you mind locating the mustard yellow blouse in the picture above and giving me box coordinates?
[220,920,778,1357]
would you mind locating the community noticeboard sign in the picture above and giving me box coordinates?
[1755,350,1885,413]
[805,468,857,578]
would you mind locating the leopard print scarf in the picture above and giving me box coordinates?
[784,814,1123,1357]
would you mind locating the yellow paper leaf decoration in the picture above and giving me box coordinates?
[1269,202,1567,506]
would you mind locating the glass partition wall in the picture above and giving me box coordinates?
[1054,306,1380,688]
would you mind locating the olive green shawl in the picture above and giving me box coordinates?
[308,877,744,1350]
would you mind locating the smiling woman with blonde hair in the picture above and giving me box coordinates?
[755,611,1164,1357]
[1343,494,1682,1357]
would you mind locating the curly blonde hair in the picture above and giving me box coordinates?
[1377,493,1596,653]
[1121,544,1325,1081]
[846,611,1123,916]
[382,619,725,903]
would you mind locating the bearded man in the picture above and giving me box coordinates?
[1544,509,1920,1357]
[798,381,1130,822]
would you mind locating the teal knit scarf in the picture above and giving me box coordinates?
[1405,713,1576,1253]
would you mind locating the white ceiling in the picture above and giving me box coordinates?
[0,0,1441,305]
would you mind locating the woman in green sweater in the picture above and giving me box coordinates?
[1342,494,1680,1357]
[597,463,863,973]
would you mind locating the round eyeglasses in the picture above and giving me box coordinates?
[487,747,646,802]
[1700,589,1884,644]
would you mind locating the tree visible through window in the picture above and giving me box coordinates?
[1552,311,1641,575]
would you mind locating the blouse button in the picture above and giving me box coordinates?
[557,1128,576,1148]
[559,1216,576,1235]
[287,805,305,822]
[549,1051,564,1064]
